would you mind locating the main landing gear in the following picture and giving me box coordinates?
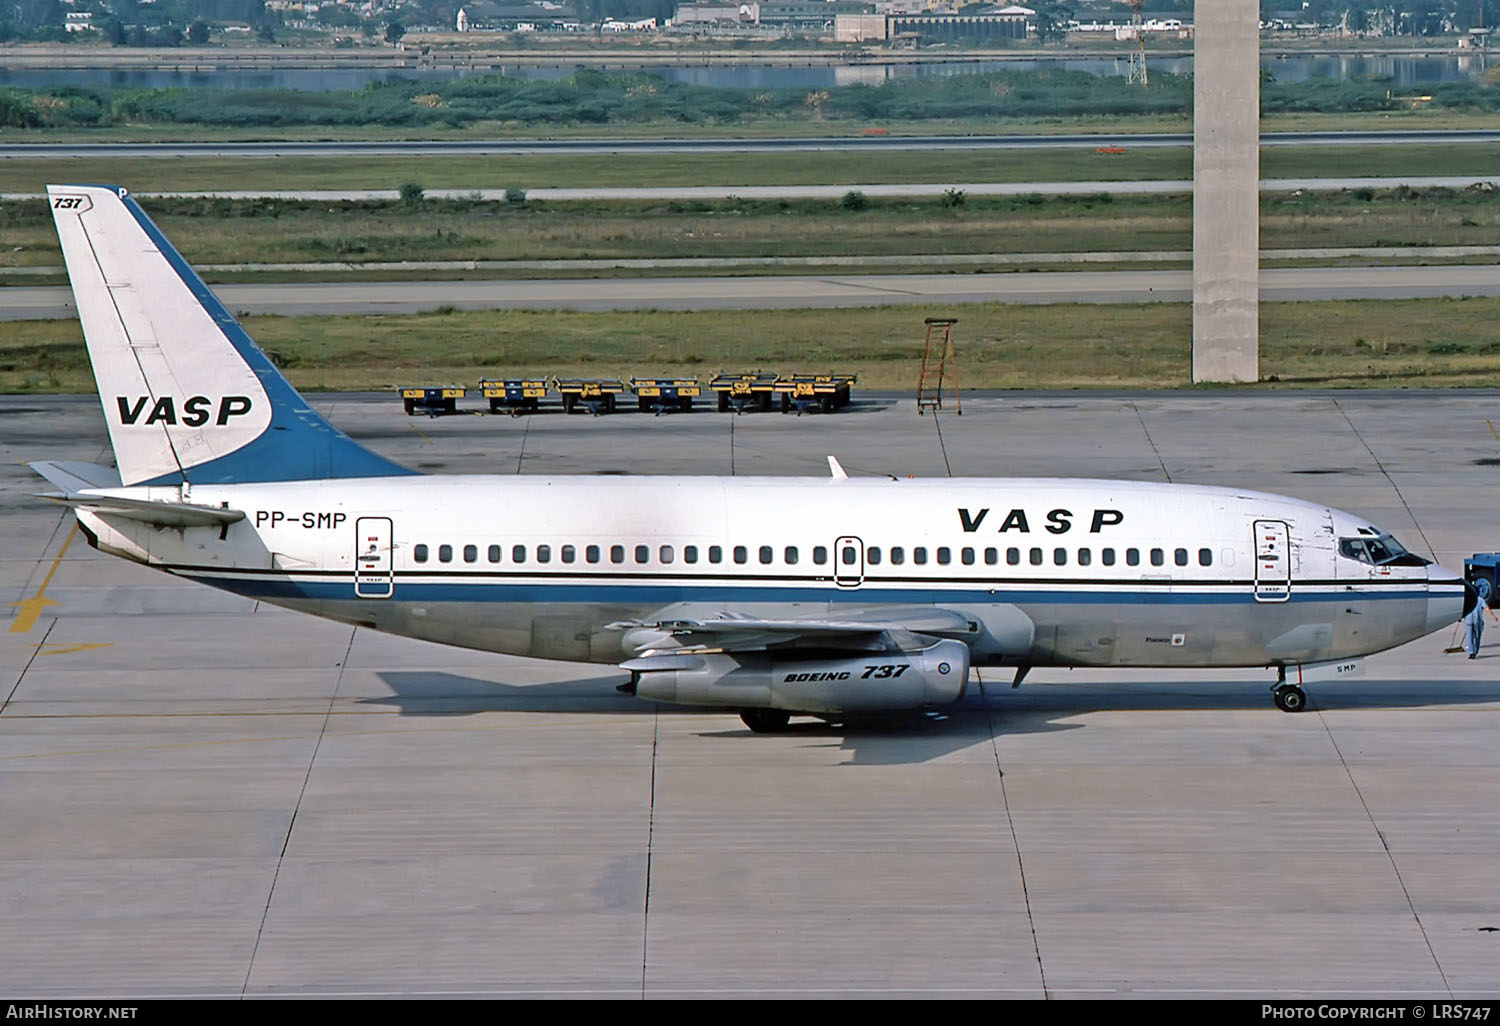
[1272,683,1307,713]
[740,708,791,733]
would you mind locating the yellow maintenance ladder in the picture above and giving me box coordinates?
[916,317,961,416]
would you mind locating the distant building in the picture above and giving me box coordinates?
[839,4,1033,44]
[456,2,578,30]
[673,2,757,27]
[64,10,93,31]
[758,1,873,31]
[835,12,885,41]
[602,16,657,30]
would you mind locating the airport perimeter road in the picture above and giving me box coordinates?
[8,129,1500,158]
[11,264,1500,319]
[3,391,1499,997]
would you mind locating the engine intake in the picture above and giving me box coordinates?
[626,639,971,714]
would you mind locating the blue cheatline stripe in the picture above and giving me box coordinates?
[98,186,417,485]
[175,571,1438,606]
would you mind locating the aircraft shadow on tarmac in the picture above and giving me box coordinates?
[368,670,1500,765]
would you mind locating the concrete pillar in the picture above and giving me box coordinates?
[1192,1,1259,383]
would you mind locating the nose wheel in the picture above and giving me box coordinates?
[1273,683,1307,713]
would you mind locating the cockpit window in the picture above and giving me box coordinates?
[1339,534,1429,567]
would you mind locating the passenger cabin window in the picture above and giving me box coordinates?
[562,545,576,564]
[985,547,998,566]
[414,544,429,563]
[709,545,723,564]
[1150,548,1165,567]
[1174,548,1188,567]
[685,546,699,564]
[734,546,748,564]
[760,546,774,565]
[1102,548,1116,566]
[464,544,477,563]
[587,545,601,564]
[536,545,551,564]
[785,546,798,565]
[813,546,828,565]
[1053,548,1067,566]
[488,544,501,564]
[1007,547,1021,566]
[611,545,625,564]
[1199,548,1212,567]
[936,547,951,565]
[1029,548,1043,566]
[962,547,975,566]
[1126,548,1140,566]
[635,545,649,564]
[439,544,453,563]
[913,547,928,565]
[1078,548,1091,566]
[512,545,526,563]
[890,547,905,565]
[865,547,879,565]
[659,545,674,564]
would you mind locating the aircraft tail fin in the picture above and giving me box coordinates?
[47,184,414,486]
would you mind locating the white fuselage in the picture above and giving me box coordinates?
[74,474,1465,671]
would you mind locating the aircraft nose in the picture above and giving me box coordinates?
[1426,564,1469,634]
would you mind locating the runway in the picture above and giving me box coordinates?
[11,264,1500,319]
[7,129,1500,158]
[4,390,1499,997]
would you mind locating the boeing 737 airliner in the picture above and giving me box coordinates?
[32,184,1470,731]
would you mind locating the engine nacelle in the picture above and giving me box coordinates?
[627,639,971,715]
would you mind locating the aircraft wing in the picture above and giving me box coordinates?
[614,605,978,655]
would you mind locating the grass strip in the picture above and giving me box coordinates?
[4,297,1499,394]
[7,141,1500,195]
[6,187,1500,269]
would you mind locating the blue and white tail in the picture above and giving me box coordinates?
[48,184,414,486]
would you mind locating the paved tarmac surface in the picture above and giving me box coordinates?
[12,264,1500,319]
[3,390,1500,998]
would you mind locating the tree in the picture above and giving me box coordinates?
[187,19,209,43]
[384,19,406,43]
[1032,1,1074,44]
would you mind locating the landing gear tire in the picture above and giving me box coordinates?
[740,708,791,733]
[1273,684,1307,713]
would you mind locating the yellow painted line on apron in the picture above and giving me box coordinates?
[1488,418,1500,443]
[8,526,77,634]
[407,420,435,445]
[38,642,114,657]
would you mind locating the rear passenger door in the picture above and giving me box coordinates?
[355,516,394,599]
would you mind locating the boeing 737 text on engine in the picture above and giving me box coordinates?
[29,184,1471,731]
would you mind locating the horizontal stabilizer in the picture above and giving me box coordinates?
[37,492,245,528]
[29,460,122,493]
